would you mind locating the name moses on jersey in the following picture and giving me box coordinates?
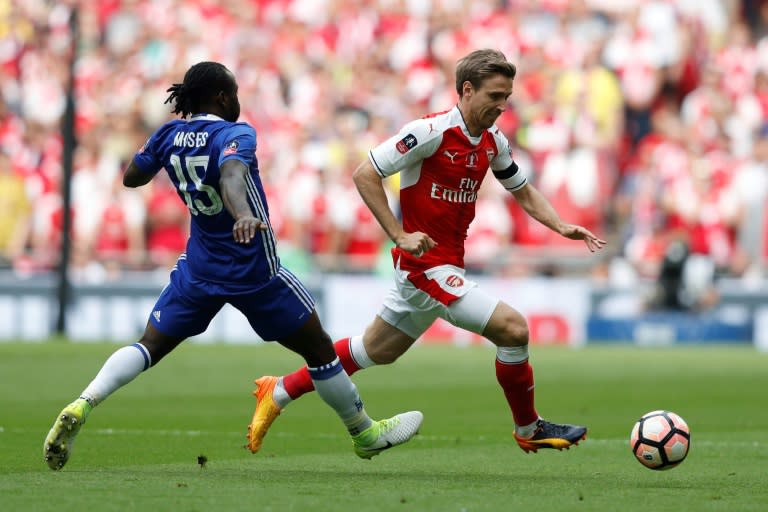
[173,131,210,148]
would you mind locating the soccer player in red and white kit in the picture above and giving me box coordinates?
[247,49,606,454]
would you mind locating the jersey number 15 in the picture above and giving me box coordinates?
[169,154,224,216]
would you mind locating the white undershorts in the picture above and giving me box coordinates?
[379,263,499,339]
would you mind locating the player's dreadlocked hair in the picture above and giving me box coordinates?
[164,62,234,118]
[455,49,517,97]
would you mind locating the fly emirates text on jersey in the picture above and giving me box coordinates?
[430,177,479,204]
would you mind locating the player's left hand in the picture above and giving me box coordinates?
[233,215,268,244]
[560,224,607,253]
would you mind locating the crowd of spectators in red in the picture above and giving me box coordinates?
[1,0,767,286]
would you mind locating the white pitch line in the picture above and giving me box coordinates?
[2,426,764,448]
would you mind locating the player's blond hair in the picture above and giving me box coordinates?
[455,49,517,97]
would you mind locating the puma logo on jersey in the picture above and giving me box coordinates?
[443,150,459,163]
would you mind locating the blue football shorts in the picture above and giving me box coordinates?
[148,261,315,342]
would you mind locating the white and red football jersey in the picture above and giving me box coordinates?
[369,106,526,272]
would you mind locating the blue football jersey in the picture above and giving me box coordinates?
[132,113,279,288]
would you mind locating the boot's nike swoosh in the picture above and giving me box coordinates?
[361,441,393,452]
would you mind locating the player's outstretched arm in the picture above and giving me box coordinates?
[220,160,267,244]
[511,182,606,252]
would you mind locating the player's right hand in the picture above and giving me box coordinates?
[396,232,437,258]
[233,215,268,244]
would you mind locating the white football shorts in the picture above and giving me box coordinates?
[379,262,499,339]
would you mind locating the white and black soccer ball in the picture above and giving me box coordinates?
[630,410,690,470]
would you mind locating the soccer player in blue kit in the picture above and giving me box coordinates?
[43,62,423,470]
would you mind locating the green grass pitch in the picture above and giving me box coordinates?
[1,341,766,512]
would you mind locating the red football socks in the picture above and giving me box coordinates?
[495,358,539,427]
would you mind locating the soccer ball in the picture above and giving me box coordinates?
[629,410,690,470]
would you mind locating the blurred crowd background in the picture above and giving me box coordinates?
[1,0,767,307]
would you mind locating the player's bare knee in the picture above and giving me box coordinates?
[499,326,528,347]
[486,317,528,347]
[509,321,529,345]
